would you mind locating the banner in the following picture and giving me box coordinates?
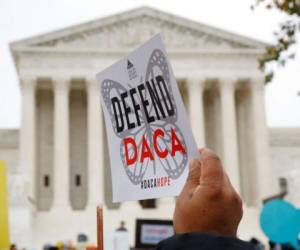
[97,34,199,202]
[0,161,10,250]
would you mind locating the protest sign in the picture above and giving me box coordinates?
[97,34,199,202]
[0,161,10,250]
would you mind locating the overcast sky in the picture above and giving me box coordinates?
[0,0,299,128]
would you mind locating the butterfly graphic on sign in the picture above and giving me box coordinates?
[101,49,188,186]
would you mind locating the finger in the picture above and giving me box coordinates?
[199,148,224,186]
[182,148,206,191]
[182,158,201,191]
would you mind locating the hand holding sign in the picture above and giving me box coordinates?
[174,148,243,236]
[97,35,199,202]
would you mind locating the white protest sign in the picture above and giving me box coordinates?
[97,34,199,202]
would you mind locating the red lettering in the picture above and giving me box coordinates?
[153,128,168,158]
[164,176,168,185]
[140,135,154,163]
[124,137,137,166]
[123,127,186,166]
[171,128,187,156]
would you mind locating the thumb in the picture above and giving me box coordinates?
[199,148,224,186]
[183,158,201,191]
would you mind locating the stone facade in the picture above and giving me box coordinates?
[269,128,300,206]
[0,130,19,175]
[3,6,299,248]
[2,127,300,246]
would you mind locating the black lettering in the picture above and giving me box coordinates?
[129,88,141,126]
[138,84,155,123]
[121,91,135,130]
[146,80,166,120]
[111,97,124,133]
[156,75,175,117]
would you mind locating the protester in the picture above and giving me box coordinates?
[157,148,255,250]
[116,221,128,232]
[268,241,276,250]
[281,243,295,250]
[249,238,265,250]
[9,244,17,250]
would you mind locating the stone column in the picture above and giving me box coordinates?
[187,77,206,148]
[20,76,37,206]
[86,77,104,207]
[250,77,272,204]
[219,78,240,193]
[53,77,71,209]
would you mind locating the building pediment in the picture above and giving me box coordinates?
[11,7,268,52]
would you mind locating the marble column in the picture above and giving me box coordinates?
[20,76,37,206]
[86,77,104,207]
[53,77,71,209]
[219,78,240,193]
[250,77,272,204]
[187,77,206,148]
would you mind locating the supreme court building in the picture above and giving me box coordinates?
[3,6,300,248]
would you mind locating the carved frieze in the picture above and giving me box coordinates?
[33,16,251,50]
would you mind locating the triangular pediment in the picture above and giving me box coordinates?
[11,7,268,51]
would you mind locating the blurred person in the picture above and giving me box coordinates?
[77,233,88,250]
[77,233,88,243]
[43,243,51,250]
[282,243,295,250]
[249,237,265,250]
[67,241,76,250]
[268,241,281,250]
[116,221,127,232]
[157,148,255,250]
[49,247,58,250]
[56,241,64,250]
[9,244,17,250]
[269,241,275,250]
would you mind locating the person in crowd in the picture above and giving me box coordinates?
[157,148,255,250]
[268,241,276,250]
[116,221,128,232]
[9,244,17,250]
[249,237,265,250]
[281,243,295,250]
[43,243,51,250]
[48,247,58,250]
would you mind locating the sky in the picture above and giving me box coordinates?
[0,0,299,128]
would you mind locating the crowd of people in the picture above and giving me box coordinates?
[9,233,96,250]
[8,149,300,250]
[249,238,297,250]
[9,239,298,250]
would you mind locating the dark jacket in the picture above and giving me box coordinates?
[157,232,255,250]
